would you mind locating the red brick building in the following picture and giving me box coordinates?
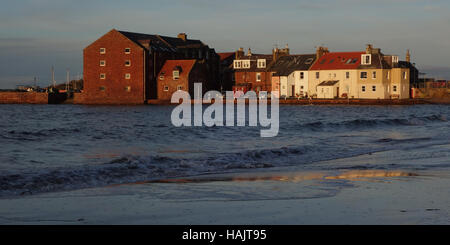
[217,52,235,92]
[82,29,219,104]
[157,60,208,101]
[232,47,289,94]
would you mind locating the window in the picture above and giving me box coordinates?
[233,60,242,69]
[346,71,350,79]
[387,71,390,79]
[361,54,371,65]
[305,58,313,64]
[100,73,106,79]
[160,74,165,80]
[100,48,106,54]
[125,86,131,92]
[257,59,266,68]
[393,85,397,92]
[125,48,131,54]
[242,60,250,68]
[300,72,304,79]
[372,85,376,91]
[329,59,335,64]
[300,86,304,89]
[403,71,408,79]
[360,72,368,79]
[362,86,366,92]
[99,86,106,91]
[125,60,131,66]
[163,86,169,92]
[173,70,180,80]
[316,72,320,79]
[372,71,376,79]
[177,85,183,91]
[100,60,106,66]
[392,56,398,63]
[320,59,327,64]
[256,73,261,82]
[125,73,131,79]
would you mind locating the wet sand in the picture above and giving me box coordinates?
[0,166,449,225]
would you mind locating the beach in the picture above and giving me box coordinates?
[1,146,449,225]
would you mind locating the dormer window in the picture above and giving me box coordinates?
[242,60,251,68]
[361,54,371,65]
[173,70,180,80]
[233,60,242,69]
[392,56,399,64]
[257,59,266,68]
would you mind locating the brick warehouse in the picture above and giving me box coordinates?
[81,29,220,104]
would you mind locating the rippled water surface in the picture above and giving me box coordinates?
[0,104,449,197]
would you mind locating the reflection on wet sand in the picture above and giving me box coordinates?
[147,170,419,184]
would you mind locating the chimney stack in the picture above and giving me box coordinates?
[366,44,373,54]
[236,47,244,59]
[247,48,252,56]
[177,33,187,41]
[316,46,329,60]
[406,49,411,62]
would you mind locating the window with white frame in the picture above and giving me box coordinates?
[403,71,408,79]
[361,54,371,65]
[163,86,169,91]
[173,70,180,80]
[360,72,368,79]
[372,71,377,79]
[125,48,131,54]
[125,73,131,79]
[256,73,261,82]
[177,85,183,90]
[372,85,376,91]
[300,72,304,79]
[257,59,266,68]
[392,56,399,64]
[100,73,106,79]
[100,60,106,66]
[242,60,250,68]
[125,60,131,66]
[393,85,397,92]
[362,86,366,92]
[100,48,106,54]
[346,71,350,79]
[233,60,242,69]
[316,72,319,79]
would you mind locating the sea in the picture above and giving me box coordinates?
[0,104,449,197]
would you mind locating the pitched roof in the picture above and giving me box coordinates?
[357,53,391,69]
[118,30,205,52]
[269,54,316,76]
[158,60,196,77]
[310,52,365,70]
[234,54,274,72]
[218,52,235,61]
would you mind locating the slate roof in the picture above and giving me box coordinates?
[357,53,391,69]
[318,80,339,86]
[118,30,205,52]
[269,54,316,76]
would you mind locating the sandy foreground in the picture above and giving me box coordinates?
[1,149,450,225]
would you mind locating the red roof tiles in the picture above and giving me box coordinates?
[310,52,365,70]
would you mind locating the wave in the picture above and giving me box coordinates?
[301,114,447,130]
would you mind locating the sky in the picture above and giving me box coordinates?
[1,0,450,88]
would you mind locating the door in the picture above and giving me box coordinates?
[336,87,339,98]
[291,85,295,97]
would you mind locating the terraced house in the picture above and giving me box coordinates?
[81,29,219,104]
[309,45,415,99]
[232,46,290,95]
